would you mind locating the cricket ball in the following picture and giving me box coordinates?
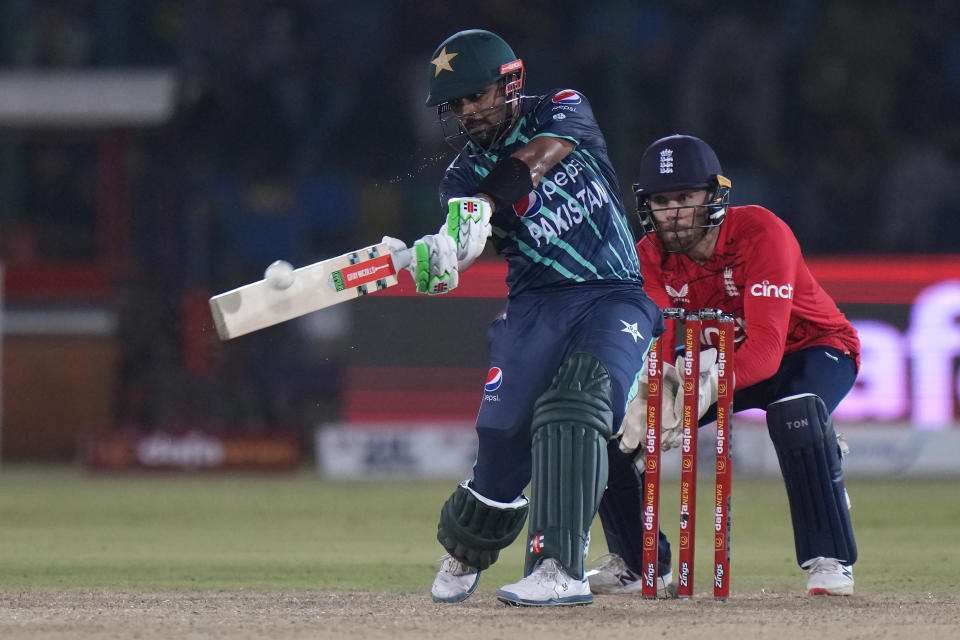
[264,260,295,289]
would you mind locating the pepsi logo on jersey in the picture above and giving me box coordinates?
[483,367,503,402]
[512,191,543,218]
[551,89,582,105]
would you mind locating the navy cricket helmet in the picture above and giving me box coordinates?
[633,134,732,237]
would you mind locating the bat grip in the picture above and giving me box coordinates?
[391,247,414,271]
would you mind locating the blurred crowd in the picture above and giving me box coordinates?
[0,0,958,435]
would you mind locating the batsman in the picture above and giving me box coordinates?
[383,29,662,606]
[591,134,860,597]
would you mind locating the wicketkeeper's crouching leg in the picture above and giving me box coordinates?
[430,480,528,602]
[767,393,857,595]
[497,352,613,606]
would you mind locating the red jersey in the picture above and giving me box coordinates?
[637,205,860,389]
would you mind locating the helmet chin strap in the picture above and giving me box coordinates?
[708,207,726,222]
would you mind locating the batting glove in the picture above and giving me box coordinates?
[445,197,491,270]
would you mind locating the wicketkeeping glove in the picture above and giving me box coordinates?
[617,360,683,456]
[663,347,732,451]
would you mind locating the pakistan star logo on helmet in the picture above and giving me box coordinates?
[430,47,458,76]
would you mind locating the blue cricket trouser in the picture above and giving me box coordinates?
[602,345,858,575]
[469,282,663,503]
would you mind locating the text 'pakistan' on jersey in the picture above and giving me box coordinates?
[440,89,642,296]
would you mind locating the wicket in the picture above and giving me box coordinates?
[641,308,735,600]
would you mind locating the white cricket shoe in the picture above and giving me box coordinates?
[497,558,593,606]
[586,553,673,597]
[804,556,854,596]
[430,555,481,603]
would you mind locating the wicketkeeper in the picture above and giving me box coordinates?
[591,134,859,597]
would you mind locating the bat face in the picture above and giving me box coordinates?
[209,242,402,340]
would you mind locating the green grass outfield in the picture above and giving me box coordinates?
[0,465,957,596]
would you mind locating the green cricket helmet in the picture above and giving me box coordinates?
[426,29,524,155]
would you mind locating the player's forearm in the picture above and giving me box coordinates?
[475,137,575,213]
[733,325,786,388]
[511,136,575,186]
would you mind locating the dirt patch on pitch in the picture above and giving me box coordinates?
[1,590,958,639]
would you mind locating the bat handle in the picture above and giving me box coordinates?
[391,247,414,272]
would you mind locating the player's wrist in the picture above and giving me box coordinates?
[476,156,533,213]
[473,194,496,211]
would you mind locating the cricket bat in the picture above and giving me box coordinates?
[209,241,411,340]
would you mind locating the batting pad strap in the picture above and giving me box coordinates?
[476,156,534,213]
[460,479,528,511]
[766,393,858,566]
[437,481,529,571]
[525,352,614,580]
